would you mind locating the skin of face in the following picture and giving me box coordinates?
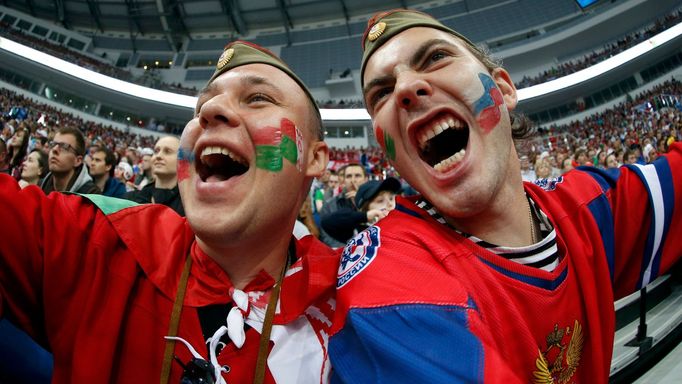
[606,154,618,168]
[152,136,180,178]
[89,151,111,178]
[367,190,397,212]
[11,130,26,148]
[363,27,520,221]
[21,151,43,181]
[327,174,339,189]
[141,154,152,171]
[48,133,82,174]
[179,63,328,250]
[343,165,367,192]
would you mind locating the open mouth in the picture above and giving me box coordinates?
[196,146,249,182]
[417,112,470,172]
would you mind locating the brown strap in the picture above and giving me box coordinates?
[160,254,193,384]
[253,256,289,384]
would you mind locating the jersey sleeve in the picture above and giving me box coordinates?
[0,174,102,343]
[579,143,682,299]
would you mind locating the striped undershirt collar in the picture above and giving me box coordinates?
[415,194,559,272]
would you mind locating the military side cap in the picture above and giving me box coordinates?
[360,9,477,88]
[208,41,319,119]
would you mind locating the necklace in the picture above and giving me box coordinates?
[528,197,537,244]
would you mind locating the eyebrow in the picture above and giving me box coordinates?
[195,75,279,113]
[363,38,455,96]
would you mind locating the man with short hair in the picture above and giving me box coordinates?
[1,41,336,383]
[319,163,369,244]
[329,9,682,383]
[123,136,184,216]
[39,126,99,194]
[133,148,154,189]
[90,146,126,198]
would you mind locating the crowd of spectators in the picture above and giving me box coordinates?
[515,9,682,89]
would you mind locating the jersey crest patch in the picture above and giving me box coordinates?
[533,320,583,384]
[533,176,564,191]
[337,226,381,288]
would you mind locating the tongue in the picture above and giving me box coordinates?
[206,174,229,183]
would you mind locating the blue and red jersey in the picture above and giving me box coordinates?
[329,143,682,383]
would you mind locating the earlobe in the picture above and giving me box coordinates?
[492,68,517,111]
[305,141,329,177]
[75,156,84,168]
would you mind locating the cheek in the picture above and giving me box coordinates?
[375,125,396,161]
[177,148,194,182]
[253,118,304,173]
[469,73,504,134]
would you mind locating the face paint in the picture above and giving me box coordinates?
[254,125,283,172]
[279,118,303,171]
[177,148,194,182]
[254,119,303,172]
[472,73,504,133]
[375,125,396,161]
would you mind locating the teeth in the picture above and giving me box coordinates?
[199,146,246,165]
[433,148,466,173]
[418,114,466,149]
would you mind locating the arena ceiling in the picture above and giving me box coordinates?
[2,0,447,49]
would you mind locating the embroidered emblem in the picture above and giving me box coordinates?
[337,226,381,288]
[217,48,234,70]
[533,176,564,191]
[533,320,583,384]
[368,22,386,42]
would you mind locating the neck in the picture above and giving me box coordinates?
[197,234,290,290]
[53,168,75,191]
[94,173,109,190]
[447,152,535,247]
[155,175,177,189]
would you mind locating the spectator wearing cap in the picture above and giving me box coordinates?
[123,136,184,216]
[40,126,100,194]
[355,177,401,224]
[321,175,400,243]
[90,146,127,198]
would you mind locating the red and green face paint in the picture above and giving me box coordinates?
[375,125,396,161]
[472,73,504,133]
[177,148,194,182]
[254,118,303,172]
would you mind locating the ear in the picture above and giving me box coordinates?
[305,141,329,178]
[75,155,84,168]
[491,67,517,111]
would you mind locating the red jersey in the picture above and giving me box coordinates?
[0,175,338,383]
[329,143,682,383]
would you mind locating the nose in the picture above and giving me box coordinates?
[198,96,240,129]
[394,71,432,110]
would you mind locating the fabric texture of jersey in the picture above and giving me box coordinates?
[329,143,682,383]
[0,176,338,383]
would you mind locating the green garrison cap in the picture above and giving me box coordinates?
[360,9,478,88]
[208,41,319,119]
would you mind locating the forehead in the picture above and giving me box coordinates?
[364,27,470,84]
[199,63,306,104]
[55,133,77,144]
[155,137,179,150]
[345,166,364,175]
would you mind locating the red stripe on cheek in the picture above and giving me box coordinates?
[477,106,501,133]
[280,118,296,139]
[177,160,190,182]
[375,125,385,150]
[252,126,282,146]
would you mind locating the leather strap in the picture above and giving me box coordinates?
[160,254,193,384]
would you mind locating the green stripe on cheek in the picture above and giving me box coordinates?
[280,136,298,165]
[255,145,283,171]
[385,133,396,161]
